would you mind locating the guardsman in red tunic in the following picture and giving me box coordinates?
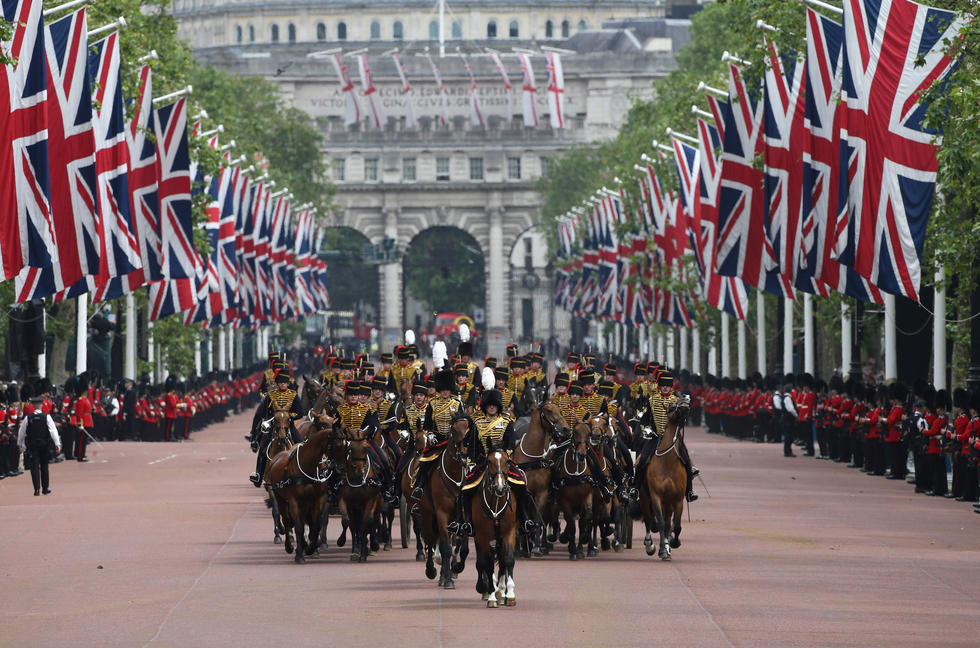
[922,390,949,496]
[884,383,907,480]
[72,377,94,462]
[163,376,180,442]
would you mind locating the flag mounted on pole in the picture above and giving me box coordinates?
[357,53,385,129]
[426,52,450,127]
[330,53,361,126]
[488,51,514,122]
[517,52,538,127]
[392,53,416,129]
[545,52,565,129]
[459,53,484,128]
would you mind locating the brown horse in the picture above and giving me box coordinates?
[399,418,429,561]
[418,415,471,589]
[337,425,383,562]
[472,450,517,608]
[588,414,624,556]
[266,415,336,563]
[263,408,297,545]
[510,384,570,556]
[554,419,594,560]
[640,396,690,561]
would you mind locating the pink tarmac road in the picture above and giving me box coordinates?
[2,409,980,647]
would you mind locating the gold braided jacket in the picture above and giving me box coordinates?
[268,389,298,411]
[552,393,569,410]
[466,361,479,385]
[507,373,528,399]
[526,369,546,384]
[458,383,475,405]
[583,392,604,417]
[390,364,417,392]
[338,402,372,432]
[500,387,515,411]
[649,391,678,435]
[375,398,393,421]
[558,400,590,425]
[474,413,511,454]
[428,396,461,437]
[405,403,426,433]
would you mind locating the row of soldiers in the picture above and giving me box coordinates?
[695,372,980,510]
[2,369,265,488]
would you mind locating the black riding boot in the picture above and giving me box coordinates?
[249,409,264,446]
[586,449,615,497]
[410,461,433,512]
[448,490,474,536]
[515,486,537,533]
[677,438,699,502]
[250,433,270,487]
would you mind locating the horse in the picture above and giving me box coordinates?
[266,415,336,563]
[639,395,690,561]
[511,385,570,556]
[299,376,322,414]
[553,419,595,560]
[337,424,384,562]
[472,450,517,608]
[262,407,298,545]
[399,418,429,561]
[418,414,471,589]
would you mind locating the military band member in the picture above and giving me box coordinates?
[455,363,477,408]
[493,367,516,416]
[249,371,304,487]
[388,346,420,396]
[526,352,546,384]
[259,352,281,394]
[411,369,463,505]
[339,381,397,502]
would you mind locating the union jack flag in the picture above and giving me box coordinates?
[596,196,619,320]
[128,64,160,286]
[15,8,96,301]
[797,8,883,304]
[0,0,53,280]
[155,98,194,281]
[838,0,964,301]
[88,32,141,286]
[716,63,794,298]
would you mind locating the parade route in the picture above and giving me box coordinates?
[2,409,980,648]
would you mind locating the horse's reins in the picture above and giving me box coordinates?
[517,406,563,459]
[481,457,511,521]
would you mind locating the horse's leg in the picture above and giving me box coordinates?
[579,500,591,559]
[670,497,683,549]
[337,495,350,548]
[474,538,490,599]
[267,485,284,543]
[288,497,306,564]
[655,498,670,561]
[612,499,624,552]
[400,493,411,549]
[438,530,455,589]
[559,499,577,560]
[503,520,517,607]
[453,532,469,575]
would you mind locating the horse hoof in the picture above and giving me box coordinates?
[487,599,498,608]
[531,547,542,558]
[350,552,360,562]
[601,538,610,551]
[285,544,294,555]
[645,545,656,556]
[660,554,672,561]
[559,530,570,543]
[369,550,377,557]
[643,537,653,547]
[401,542,408,549]
[383,543,392,552]
[443,580,455,590]
[274,536,282,545]
[425,565,437,580]
[576,549,585,559]
[435,555,442,566]
[587,548,598,557]
[504,598,516,607]
[452,562,465,575]
[482,593,489,601]
[416,552,426,562]
[359,554,368,563]
[613,541,623,553]
[295,555,306,565]
[568,553,578,561]
[669,538,681,549]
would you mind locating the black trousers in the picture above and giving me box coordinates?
[929,454,948,495]
[886,440,906,478]
[962,460,978,501]
[26,444,52,491]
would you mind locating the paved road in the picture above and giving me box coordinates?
[2,410,980,647]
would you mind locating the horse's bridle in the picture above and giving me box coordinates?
[481,452,511,521]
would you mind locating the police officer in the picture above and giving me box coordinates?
[18,396,61,496]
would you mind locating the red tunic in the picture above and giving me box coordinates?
[884,405,904,443]
[163,393,179,420]
[73,396,94,427]
[923,415,946,454]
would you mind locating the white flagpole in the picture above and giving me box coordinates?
[737,319,747,379]
[934,267,946,389]
[692,328,701,374]
[707,326,717,376]
[721,313,731,378]
[884,294,898,381]
[76,295,88,374]
[125,294,136,379]
[803,293,815,375]
[756,290,766,374]
[679,327,688,371]
[783,298,794,375]
[841,303,852,378]
[666,328,676,369]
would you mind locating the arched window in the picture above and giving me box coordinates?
[235,24,242,43]
[393,20,404,40]
[370,20,381,40]
[428,20,439,39]
[560,20,570,38]
[248,25,255,42]
[337,21,347,40]
[577,19,587,33]
[287,23,296,42]
[270,23,279,42]
[451,20,462,39]
[508,20,519,38]
[545,20,554,38]
[487,20,497,39]
[316,22,326,41]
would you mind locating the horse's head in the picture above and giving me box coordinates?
[272,408,292,441]
[450,412,472,450]
[486,450,510,499]
[570,419,591,463]
[588,413,611,448]
[539,401,570,441]
[666,395,692,425]
[344,426,371,482]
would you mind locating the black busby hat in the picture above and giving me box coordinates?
[341,358,357,370]
[658,372,674,386]
[634,362,647,376]
[165,375,176,391]
[568,382,584,396]
[344,379,359,394]
[485,357,498,369]
[357,383,372,397]
[380,352,393,364]
[362,365,376,378]
[480,388,503,413]
[567,352,580,364]
[953,388,969,409]
[577,368,595,382]
[274,369,291,383]
[453,363,469,377]
[412,382,428,396]
[20,383,32,402]
[530,352,544,364]
[829,375,844,393]
[603,363,617,377]
[457,341,473,357]
[433,369,455,393]
[370,377,387,391]
[583,353,596,367]
[494,366,510,382]
[597,381,617,398]
[511,357,528,369]
[409,344,419,357]
[506,344,519,358]
[555,372,570,387]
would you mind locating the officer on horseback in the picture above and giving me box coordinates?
[249,370,304,487]
[633,373,700,502]
[338,380,397,503]
[410,369,461,508]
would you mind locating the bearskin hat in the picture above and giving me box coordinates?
[953,388,969,409]
[432,369,455,394]
[457,341,473,358]
[165,375,176,391]
[888,381,908,402]
[829,375,844,393]
[934,389,951,412]
[480,388,503,413]
[494,366,510,382]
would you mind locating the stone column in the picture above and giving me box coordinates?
[379,207,404,352]
[486,205,508,358]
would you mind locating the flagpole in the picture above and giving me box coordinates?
[841,304,852,379]
[438,0,445,58]
[756,290,766,375]
[207,331,214,373]
[803,293,814,375]
[783,299,794,375]
[884,294,897,381]
[148,321,155,382]
[707,325,717,376]
[737,319,747,379]
[720,313,731,378]
[125,294,136,379]
[657,332,665,363]
[76,294,88,374]
[934,267,946,390]
[218,327,227,371]
[194,336,202,376]
[38,306,46,379]
[679,327,688,372]
[666,328,676,369]
[692,328,701,374]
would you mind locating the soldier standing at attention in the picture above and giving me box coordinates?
[18,396,60,496]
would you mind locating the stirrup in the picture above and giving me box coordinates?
[447,520,460,534]
[249,472,262,487]
[690,466,701,478]
[411,485,423,499]
[522,519,537,533]
[460,521,474,537]
[686,490,699,502]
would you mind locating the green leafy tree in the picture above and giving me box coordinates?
[403,227,485,314]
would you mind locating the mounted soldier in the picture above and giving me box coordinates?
[249,370,304,487]
[410,369,462,508]
[338,380,397,503]
[633,373,699,503]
